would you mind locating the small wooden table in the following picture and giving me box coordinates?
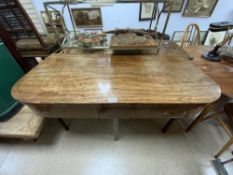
[12,42,221,140]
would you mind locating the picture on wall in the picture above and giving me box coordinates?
[200,31,208,44]
[139,3,157,21]
[183,0,218,18]
[172,31,186,42]
[204,30,226,46]
[71,8,102,28]
[162,0,185,12]
[172,31,208,45]
[41,11,63,33]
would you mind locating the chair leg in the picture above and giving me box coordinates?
[215,138,233,158]
[162,119,176,133]
[200,111,224,122]
[185,114,205,132]
[58,118,69,131]
[186,103,215,132]
[217,118,233,137]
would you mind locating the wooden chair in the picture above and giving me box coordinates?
[0,0,63,61]
[187,103,233,158]
[180,24,201,48]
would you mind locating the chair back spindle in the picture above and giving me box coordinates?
[181,24,201,48]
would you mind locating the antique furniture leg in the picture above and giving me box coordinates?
[186,103,215,132]
[216,118,233,136]
[200,111,225,122]
[162,118,176,133]
[185,111,207,132]
[113,117,119,141]
[214,103,233,157]
[215,138,233,158]
[58,118,69,131]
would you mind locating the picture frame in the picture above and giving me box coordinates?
[139,3,157,21]
[162,0,185,13]
[183,0,218,18]
[200,31,208,45]
[71,8,102,28]
[204,30,227,46]
[172,31,208,45]
[41,11,63,33]
[172,31,185,42]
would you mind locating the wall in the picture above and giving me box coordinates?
[32,0,233,37]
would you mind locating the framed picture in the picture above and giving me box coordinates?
[162,0,185,12]
[172,31,186,42]
[204,30,226,46]
[183,0,218,18]
[200,31,208,45]
[71,8,102,28]
[172,31,208,45]
[139,3,157,21]
[41,11,63,33]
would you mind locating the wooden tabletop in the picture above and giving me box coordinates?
[184,46,233,99]
[12,42,221,105]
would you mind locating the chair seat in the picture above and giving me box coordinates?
[16,34,64,50]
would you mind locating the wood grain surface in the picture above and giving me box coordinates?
[184,46,233,99]
[12,42,221,105]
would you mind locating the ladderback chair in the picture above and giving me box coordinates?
[188,103,233,158]
[180,23,201,48]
